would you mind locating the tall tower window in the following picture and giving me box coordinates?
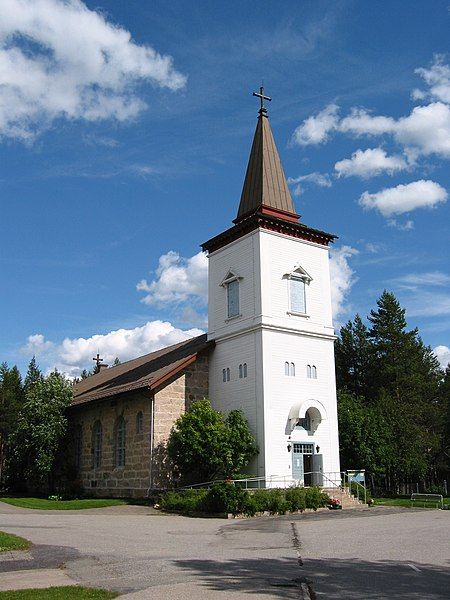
[285,265,312,316]
[220,270,242,319]
[227,280,239,318]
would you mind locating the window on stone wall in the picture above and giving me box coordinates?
[136,411,144,434]
[75,424,82,469]
[92,420,102,468]
[116,416,126,467]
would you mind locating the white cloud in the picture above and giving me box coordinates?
[433,345,450,369]
[359,180,448,217]
[393,271,450,290]
[335,148,408,179]
[414,55,450,104]
[137,251,208,306]
[387,218,415,231]
[287,171,332,196]
[291,104,339,145]
[21,333,54,355]
[0,0,186,141]
[21,321,203,378]
[292,57,450,160]
[339,108,395,137]
[329,245,358,323]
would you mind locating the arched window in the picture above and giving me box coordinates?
[307,365,312,378]
[222,368,226,382]
[116,417,126,467]
[312,365,317,379]
[226,367,230,381]
[92,420,102,468]
[239,364,243,378]
[75,424,82,469]
[290,362,295,376]
[136,411,143,434]
[285,361,290,376]
[243,363,247,378]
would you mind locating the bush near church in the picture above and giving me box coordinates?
[159,483,330,516]
[167,399,259,485]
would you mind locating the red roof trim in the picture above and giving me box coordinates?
[202,212,337,254]
[150,354,198,393]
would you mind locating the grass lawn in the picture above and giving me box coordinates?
[0,531,31,552]
[374,497,449,508]
[0,497,128,511]
[0,587,118,599]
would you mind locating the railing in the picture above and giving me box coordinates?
[411,493,443,509]
[182,471,344,492]
[180,470,368,507]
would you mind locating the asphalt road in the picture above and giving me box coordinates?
[0,502,449,599]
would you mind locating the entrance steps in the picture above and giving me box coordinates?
[322,487,366,508]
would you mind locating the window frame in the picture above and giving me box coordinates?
[220,270,242,321]
[115,416,126,468]
[136,411,144,434]
[284,265,312,317]
[92,420,102,469]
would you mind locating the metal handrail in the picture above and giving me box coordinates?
[347,478,367,504]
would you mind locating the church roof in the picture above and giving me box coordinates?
[71,334,213,407]
[236,108,298,223]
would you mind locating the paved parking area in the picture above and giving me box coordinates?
[0,502,449,598]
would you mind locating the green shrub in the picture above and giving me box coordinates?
[285,486,307,512]
[201,483,250,515]
[251,488,289,514]
[305,486,329,510]
[159,489,207,513]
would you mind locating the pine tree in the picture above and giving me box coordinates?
[24,356,43,392]
[335,314,373,399]
[0,364,24,483]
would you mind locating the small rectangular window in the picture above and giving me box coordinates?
[290,278,306,313]
[227,280,239,318]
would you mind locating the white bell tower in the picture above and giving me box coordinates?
[202,89,340,485]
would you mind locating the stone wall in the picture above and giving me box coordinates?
[70,355,209,497]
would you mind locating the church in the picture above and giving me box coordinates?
[71,90,341,497]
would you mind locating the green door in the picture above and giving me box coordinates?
[292,443,314,481]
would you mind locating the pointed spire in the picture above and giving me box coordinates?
[235,89,299,224]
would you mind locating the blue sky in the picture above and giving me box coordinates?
[1,0,449,376]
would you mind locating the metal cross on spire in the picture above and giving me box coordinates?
[253,86,271,115]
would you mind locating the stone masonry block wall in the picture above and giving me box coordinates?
[71,391,152,498]
[151,357,209,489]
[70,354,209,496]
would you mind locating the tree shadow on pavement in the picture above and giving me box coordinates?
[175,555,450,599]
